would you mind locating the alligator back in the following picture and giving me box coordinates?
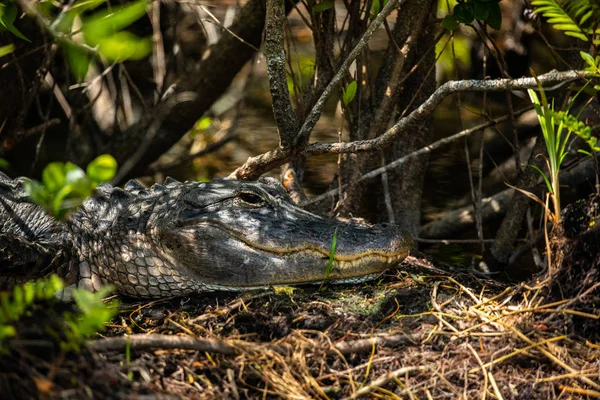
[0,173,69,284]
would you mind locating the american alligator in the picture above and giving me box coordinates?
[0,172,412,298]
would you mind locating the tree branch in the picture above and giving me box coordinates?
[234,70,591,179]
[233,0,405,179]
[108,0,295,181]
[265,0,298,150]
[304,107,532,207]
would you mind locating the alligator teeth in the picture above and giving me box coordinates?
[387,257,394,264]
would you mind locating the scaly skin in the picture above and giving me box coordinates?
[1,173,412,298]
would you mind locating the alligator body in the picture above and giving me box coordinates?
[0,173,412,298]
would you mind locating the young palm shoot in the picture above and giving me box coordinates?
[527,84,589,222]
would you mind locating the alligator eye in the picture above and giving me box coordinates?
[238,192,265,206]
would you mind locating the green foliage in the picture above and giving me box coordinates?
[370,0,390,20]
[287,56,315,99]
[527,83,593,219]
[0,43,14,58]
[86,154,118,183]
[0,1,30,41]
[342,81,357,106]
[196,117,213,132]
[0,157,8,169]
[324,229,338,280]
[63,285,118,351]
[82,0,151,61]
[531,0,600,43]
[0,276,64,335]
[24,154,118,218]
[0,275,118,352]
[443,0,503,31]
[549,109,600,153]
[436,33,472,77]
[42,0,152,80]
[442,15,459,31]
[580,50,600,74]
[0,275,64,342]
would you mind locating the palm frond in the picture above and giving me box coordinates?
[532,0,600,42]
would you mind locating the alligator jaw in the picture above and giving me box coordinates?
[160,220,412,291]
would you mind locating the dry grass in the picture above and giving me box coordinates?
[90,261,599,400]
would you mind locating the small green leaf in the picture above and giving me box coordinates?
[196,116,212,131]
[0,2,30,42]
[86,154,117,183]
[0,157,8,169]
[83,0,148,42]
[63,43,91,81]
[370,0,389,19]
[473,1,490,21]
[371,0,381,16]
[96,31,152,61]
[486,1,502,30]
[52,184,76,216]
[561,29,588,42]
[313,0,334,13]
[42,162,67,193]
[0,43,14,58]
[442,14,459,31]
[325,229,338,279]
[23,283,35,305]
[527,164,553,194]
[454,3,474,25]
[580,51,596,69]
[0,325,16,340]
[342,81,357,106]
[65,162,87,184]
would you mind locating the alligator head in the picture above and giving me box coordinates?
[71,177,412,298]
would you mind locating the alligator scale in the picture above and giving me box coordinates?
[0,173,412,298]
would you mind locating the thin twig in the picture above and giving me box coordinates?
[343,366,428,400]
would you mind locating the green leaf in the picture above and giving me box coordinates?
[23,282,35,305]
[527,164,553,194]
[0,2,30,42]
[86,154,117,184]
[486,1,502,30]
[42,162,67,193]
[325,229,338,279]
[0,325,16,341]
[371,0,381,16]
[0,157,8,169]
[580,50,596,68]
[52,184,76,216]
[531,0,588,42]
[63,43,91,81]
[0,43,14,58]
[342,81,357,106]
[454,3,474,24]
[442,14,459,31]
[96,31,152,61]
[83,0,148,44]
[314,0,334,13]
[196,117,212,131]
[562,29,589,41]
[474,1,490,21]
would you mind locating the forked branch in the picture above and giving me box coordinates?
[234,70,591,179]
